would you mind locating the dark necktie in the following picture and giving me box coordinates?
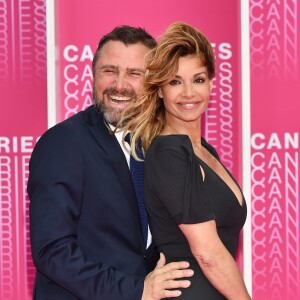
[125,133,148,249]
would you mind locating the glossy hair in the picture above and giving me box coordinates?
[92,25,156,77]
[119,22,215,160]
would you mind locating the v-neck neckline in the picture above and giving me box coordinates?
[195,143,245,208]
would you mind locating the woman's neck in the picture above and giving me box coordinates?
[162,117,202,146]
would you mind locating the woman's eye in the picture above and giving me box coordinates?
[195,77,205,83]
[169,79,180,85]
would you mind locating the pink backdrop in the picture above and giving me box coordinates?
[250,0,300,299]
[0,0,299,299]
[0,1,47,299]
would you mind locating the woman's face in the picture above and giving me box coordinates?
[159,54,212,125]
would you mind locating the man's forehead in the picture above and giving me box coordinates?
[98,64,145,72]
[96,47,149,72]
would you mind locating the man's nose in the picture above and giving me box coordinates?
[114,73,127,90]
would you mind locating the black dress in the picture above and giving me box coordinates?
[144,135,247,299]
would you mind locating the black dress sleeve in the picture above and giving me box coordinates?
[145,135,216,225]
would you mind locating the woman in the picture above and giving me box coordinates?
[120,22,251,299]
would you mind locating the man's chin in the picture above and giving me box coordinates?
[96,105,122,126]
[103,112,121,126]
[96,101,131,126]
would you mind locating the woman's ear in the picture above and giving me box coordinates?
[209,79,214,93]
[158,88,163,99]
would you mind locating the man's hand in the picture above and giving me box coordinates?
[142,253,193,299]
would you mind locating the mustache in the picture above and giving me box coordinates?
[103,87,137,98]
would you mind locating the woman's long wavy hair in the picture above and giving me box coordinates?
[118,22,215,160]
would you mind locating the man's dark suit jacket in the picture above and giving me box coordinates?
[28,105,158,300]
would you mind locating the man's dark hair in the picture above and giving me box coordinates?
[92,25,156,76]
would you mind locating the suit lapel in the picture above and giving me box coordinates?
[85,106,145,250]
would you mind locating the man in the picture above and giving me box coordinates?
[28,25,193,300]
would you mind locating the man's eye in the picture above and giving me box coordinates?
[104,69,116,73]
[130,71,143,77]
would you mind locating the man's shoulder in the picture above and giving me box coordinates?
[48,105,97,133]
[36,105,97,146]
[60,105,96,126]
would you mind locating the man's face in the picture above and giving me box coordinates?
[93,40,150,125]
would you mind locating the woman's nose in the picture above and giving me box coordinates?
[181,83,194,97]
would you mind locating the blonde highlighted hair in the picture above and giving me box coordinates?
[119,22,215,160]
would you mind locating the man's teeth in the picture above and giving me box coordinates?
[109,95,130,101]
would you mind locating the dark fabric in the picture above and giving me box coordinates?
[144,134,247,299]
[125,133,148,249]
[28,105,158,300]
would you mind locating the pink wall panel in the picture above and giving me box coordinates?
[55,0,244,275]
[0,1,47,299]
[250,0,300,299]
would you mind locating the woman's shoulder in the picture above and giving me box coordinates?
[147,134,193,158]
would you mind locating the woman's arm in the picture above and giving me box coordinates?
[179,221,252,300]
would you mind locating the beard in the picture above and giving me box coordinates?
[94,85,137,126]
